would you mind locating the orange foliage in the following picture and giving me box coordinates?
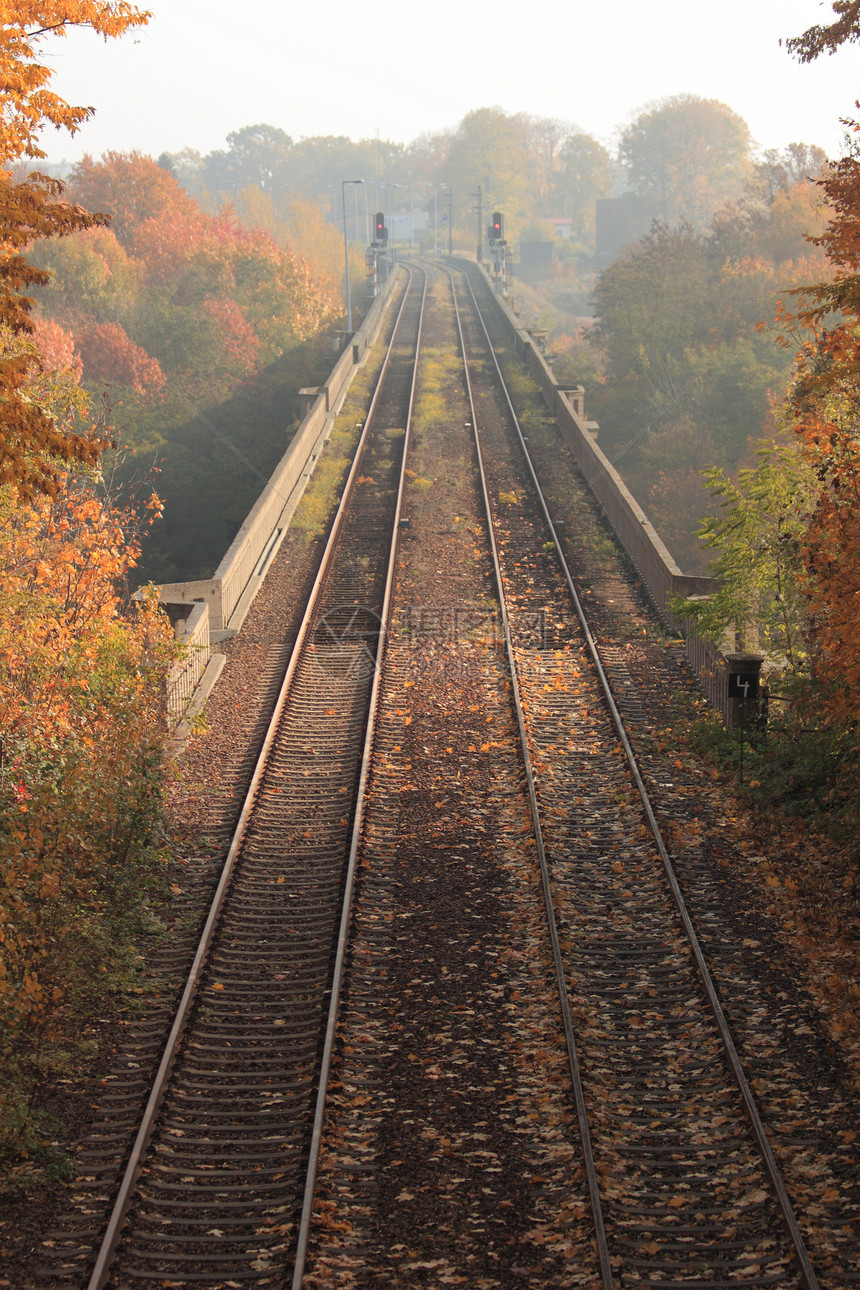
[796,419,860,712]
[197,297,259,373]
[0,2,150,498]
[780,135,860,727]
[129,208,210,283]
[31,314,82,380]
[68,150,198,242]
[0,173,105,495]
[786,1,860,62]
[0,464,174,1074]
[0,2,149,166]
[77,319,166,394]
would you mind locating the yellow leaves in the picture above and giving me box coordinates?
[0,476,173,1098]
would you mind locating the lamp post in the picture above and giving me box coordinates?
[342,178,364,333]
[440,183,453,255]
[433,185,438,257]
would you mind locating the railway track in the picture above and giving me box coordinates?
[448,264,820,1287]
[38,264,425,1288]
[38,259,857,1289]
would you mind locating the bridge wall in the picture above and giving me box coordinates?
[156,268,401,723]
[166,599,217,722]
[473,264,732,714]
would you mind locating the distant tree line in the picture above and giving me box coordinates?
[156,100,826,254]
[563,155,829,570]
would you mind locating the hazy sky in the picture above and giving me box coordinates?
[38,0,859,166]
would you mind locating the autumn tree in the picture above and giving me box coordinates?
[0,173,102,495]
[749,143,829,205]
[587,184,829,569]
[67,149,198,241]
[592,222,717,405]
[672,440,815,665]
[766,0,860,732]
[201,124,294,205]
[523,115,573,210]
[619,94,753,228]
[556,133,612,241]
[28,152,340,423]
[0,1,150,498]
[445,108,533,230]
[280,195,343,291]
[765,149,860,729]
[0,313,175,1152]
[785,0,860,61]
[156,146,206,200]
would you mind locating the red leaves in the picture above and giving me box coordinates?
[196,298,260,374]
[37,161,340,407]
[77,321,166,395]
[0,8,150,499]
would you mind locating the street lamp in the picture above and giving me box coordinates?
[440,183,453,255]
[342,178,364,333]
[432,185,437,257]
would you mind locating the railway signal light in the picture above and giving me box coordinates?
[375,211,386,243]
[491,212,503,243]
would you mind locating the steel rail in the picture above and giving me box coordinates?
[85,267,418,1290]
[444,262,615,1287]
[290,264,428,1287]
[456,262,821,1290]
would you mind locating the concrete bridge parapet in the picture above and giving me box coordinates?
[151,267,403,725]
